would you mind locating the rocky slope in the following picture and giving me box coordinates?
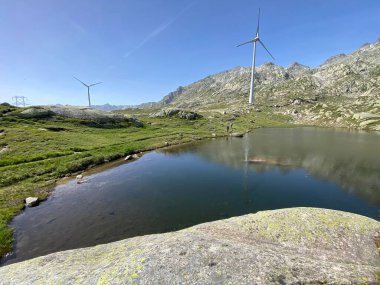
[0,208,379,284]
[137,39,380,131]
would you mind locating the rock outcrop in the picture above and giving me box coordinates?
[1,208,379,284]
[24,197,39,207]
[149,108,201,120]
[7,106,143,126]
[14,106,125,123]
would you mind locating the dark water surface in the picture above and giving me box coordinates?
[3,128,380,265]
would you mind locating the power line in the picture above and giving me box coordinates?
[12,96,28,107]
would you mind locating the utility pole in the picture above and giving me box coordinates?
[12,96,28,107]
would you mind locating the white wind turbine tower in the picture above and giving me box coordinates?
[237,9,275,104]
[74,77,102,107]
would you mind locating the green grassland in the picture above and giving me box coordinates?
[0,105,291,258]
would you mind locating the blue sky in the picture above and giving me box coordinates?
[0,0,379,106]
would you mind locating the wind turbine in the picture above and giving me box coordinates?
[73,77,102,107]
[237,9,275,105]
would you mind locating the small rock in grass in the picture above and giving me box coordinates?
[132,154,139,159]
[0,146,9,154]
[25,197,39,207]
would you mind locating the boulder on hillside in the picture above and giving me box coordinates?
[150,108,201,120]
[48,106,125,123]
[0,208,378,284]
[17,107,55,118]
[177,110,200,120]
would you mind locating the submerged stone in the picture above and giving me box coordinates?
[230,132,244,137]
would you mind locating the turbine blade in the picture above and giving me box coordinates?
[89,82,102,87]
[258,39,275,60]
[237,39,254,47]
[73,76,89,87]
[256,8,261,35]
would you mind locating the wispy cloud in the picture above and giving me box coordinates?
[69,20,86,35]
[123,2,196,58]
[63,13,87,35]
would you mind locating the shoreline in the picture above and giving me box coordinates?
[0,130,228,260]
[1,118,378,260]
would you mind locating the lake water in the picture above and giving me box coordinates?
[2,127,380,265]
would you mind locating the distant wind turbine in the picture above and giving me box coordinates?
[237,9,275,105]
[73,77,102,107]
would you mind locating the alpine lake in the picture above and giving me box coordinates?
[2,127,380,265]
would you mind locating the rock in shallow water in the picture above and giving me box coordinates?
[0,208,379,284]
[230,132,244,137]
[25,197,39,207]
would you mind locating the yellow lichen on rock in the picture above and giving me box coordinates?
[0,208,379,284]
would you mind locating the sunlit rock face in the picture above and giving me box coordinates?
[0,207,379,284]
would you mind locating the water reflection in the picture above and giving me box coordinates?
[163,128,380,204]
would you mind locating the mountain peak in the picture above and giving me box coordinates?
[287,62,309,69]
[320,53,347,67]
[286,62,310,77]
[261,62,275,67]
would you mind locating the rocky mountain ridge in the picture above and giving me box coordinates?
[91,103,133,112]
[133,39,380,131]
